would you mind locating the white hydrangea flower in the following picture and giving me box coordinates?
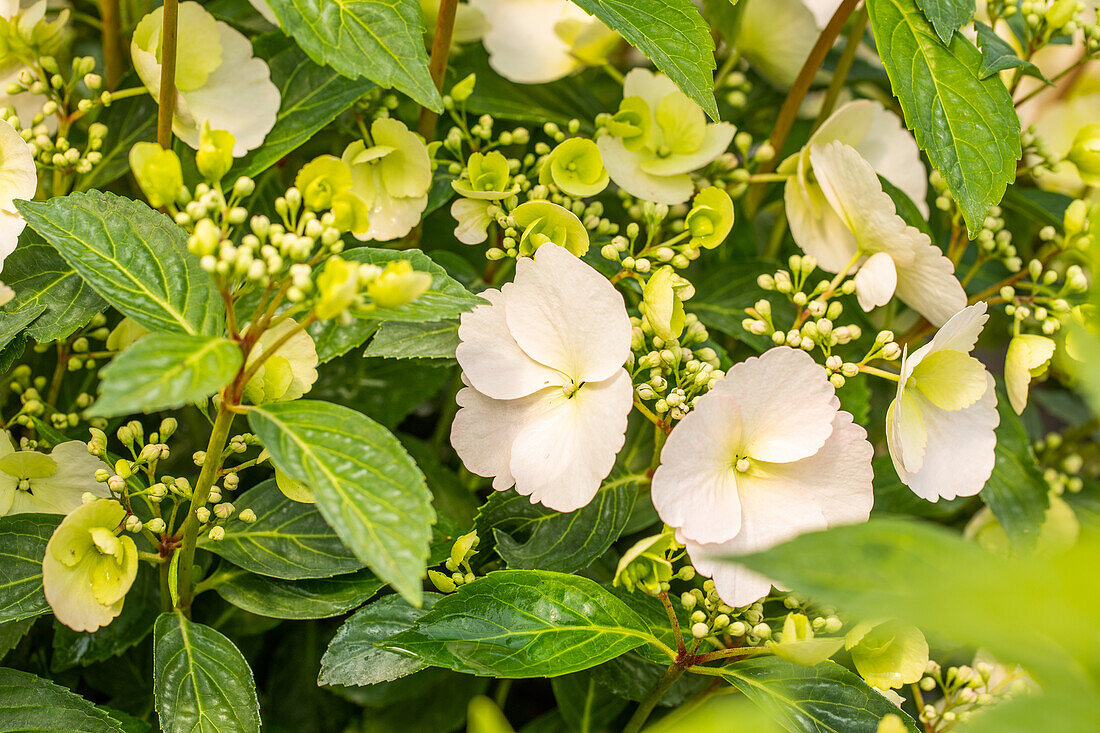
[343,118,432,242]
[420,0,488,44]
[0,117,36,268]
[0,432,110,515]
[1005,334,1056,415]
[243,318,319,404]
[736,0,841,87]
[469,0,617,84]
[651,347,874,607]
[789,140,965,325]
[450,244,633,512]
[246,0,278,25]
[887,303,999,502]
[597,69,736,205]
[131,1,279,155]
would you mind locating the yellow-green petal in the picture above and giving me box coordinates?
[910,350,989,411]
[1005,334,1056,415]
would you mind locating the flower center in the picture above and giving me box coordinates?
[735,456,751,473]
[562,380,584,399]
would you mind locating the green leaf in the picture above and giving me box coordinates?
[716,657,921,733]
[365,320,460,359]
[309,248,483,362]
[381,570,657,677]
[569,0,718,120]
[18,191,225,336]
[982,396,1051,551]
[0,236,106,342]
[866,0,1020,236]
[691,260,786,351]
[198,479,363,579]
[0,667,125,732]
[87,333,241,418]
[551,670,629,732]
[476,469,641,573]
[0,513,61,623]
[247,400,435,606]
[0,303,46,353]
[264,0,441,111]
[954,687,1099,733]
[975,21,1048,81]
[318,593,441,686]
[913,0,974,43]
[51,565,159,670]
[310,355,451,428]
[227,34,375,182]
[450,47,610,129]
[0,618,33,660]
[735,519,1096,686]
[1001,186,1072,228]
[153,611,261,733]
[207,566,382,619]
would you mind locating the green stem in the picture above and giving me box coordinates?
[417,0,458,140]
[623,663,687,733]
[173,405,234,612]
[100,0,123,89]
[859,364,900,382]
[813,6,868,129]
[156,0,179,149]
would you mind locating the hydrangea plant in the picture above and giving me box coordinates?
[0,0,1097,731]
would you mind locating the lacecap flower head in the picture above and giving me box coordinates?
[651,346,873,607]
[43,499,138,632]
[598,69,736,205]
[470,0,617,84]
[887,303,999,502]
[451,243,633,512]
[0,116,35,266]
[0,432,109,515]
[131,1,279,155]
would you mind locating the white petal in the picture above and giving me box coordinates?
[735,0,821,88]
[451,198,493,244]
[354,184,427,242]
[0,118,36,212]
[651,392,744,544]
[597,135,695,205]
[1005,335,1056,414]
[891,238,968,327]
[713,347,839,464]
[622,68,681,111]
[505,244,631,383]
[896,375,999,501]
[886,388,928,475]
[0,212,26,269]
[811,99,928,216]
[450,384,554,492]
[470,0,588,83]
[803,0,844,27]
[783,175,861,273]
[686,488,829,608]
[12,442,110,515]
[248,0,279,25]
[508,370,633,512]
[748,409,874,526]
[907,304,989,377]
[175,21,280,154]
[638,123,736,176]
[456,287,566,399]
[854,251,898,311]
[809,141,922,268]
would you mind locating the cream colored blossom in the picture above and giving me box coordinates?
[0,432,109,515]
[243,319,319,404]
[343,118,432,241]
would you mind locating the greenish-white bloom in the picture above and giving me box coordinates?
[1004,333,1056,415]
[793,139,964,326]
[128,142,183,209]
[42,499,138,632]
[295,154,369,236]
[343,118,432,241]
[539,138,609,198]
[887,303,999,502]
[1067,122,1100,187]
[767,613,845,666]
[0,432,109,515]
[451,197,495,245]
[612,529,677,595]
[244,318,319,404]
[598,69,735,205]
[736,0,841,87]
[452,150,519,200]
[511,200,590,256]
[367,260,433,308]
[469,0,617,83]
[131,1,279,155]
[641,266,689,341]
[845,619,929,690]
[0,116,34,266]
[686,186,735,249]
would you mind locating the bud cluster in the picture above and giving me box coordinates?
[428,531,480,593]
[631,313,723,424]
[916,658,1029,730]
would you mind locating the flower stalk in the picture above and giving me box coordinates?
[156,0,179,149]
[418,0,459,140]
